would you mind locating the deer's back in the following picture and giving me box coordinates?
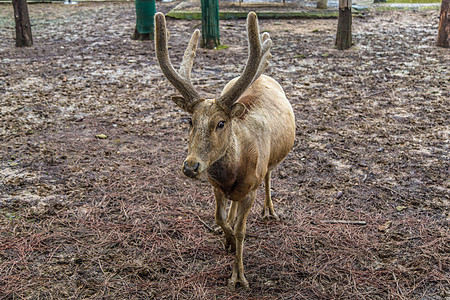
[224,75,296,171]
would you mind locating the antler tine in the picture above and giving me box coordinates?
[179,29,200,82]
[251,32,272,85]
[217,12,271,113]
[155,13,201,112]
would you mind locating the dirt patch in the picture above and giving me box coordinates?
[0,2,449,299]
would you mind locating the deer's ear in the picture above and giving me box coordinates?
[230,102,246,118]
[172,96,193,113]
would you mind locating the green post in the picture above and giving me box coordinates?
[201,0,220,49]
[132,0,156,41]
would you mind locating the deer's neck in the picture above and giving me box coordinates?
[207,132,239,198]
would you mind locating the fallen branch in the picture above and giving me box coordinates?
[196,214,214,232]
[319,219,367,225]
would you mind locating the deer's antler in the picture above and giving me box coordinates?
[155,12,202,113]
[217,12,272,113]
[251,32,272,85]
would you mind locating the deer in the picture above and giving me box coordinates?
[154,11,296,290]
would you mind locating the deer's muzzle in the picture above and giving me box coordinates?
[182,160,201,178]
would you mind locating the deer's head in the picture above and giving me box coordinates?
[155,12,272,178]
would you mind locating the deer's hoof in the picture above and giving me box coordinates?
[262,209,280,221]
[228,262,249,290]
[228,276,249,291]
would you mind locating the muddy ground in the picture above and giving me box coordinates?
[0,1,449,299]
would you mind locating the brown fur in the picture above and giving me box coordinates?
[154,12,295,290]
[183,75,295,289]
[205,75,295,198]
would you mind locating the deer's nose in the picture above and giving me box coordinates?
[182,160,200,178]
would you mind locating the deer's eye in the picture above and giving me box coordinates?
[188,118,193,127]
[217,121,225,129]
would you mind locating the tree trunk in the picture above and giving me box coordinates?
[317,0,327,9]
[132,0,156,41]
[437,0,449,47]
[201,0,220,49]
[12,0,33,47]
[335,0,352,50]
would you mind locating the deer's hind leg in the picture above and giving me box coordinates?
[227,201,238,228]
[262,171,279,221]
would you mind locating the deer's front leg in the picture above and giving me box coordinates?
[214,188,236,252]
[228,191,256,290]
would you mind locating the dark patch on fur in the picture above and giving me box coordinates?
[207,156,238,197]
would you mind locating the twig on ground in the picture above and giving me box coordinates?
[196,214,214,232]
[319,220,367,225]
